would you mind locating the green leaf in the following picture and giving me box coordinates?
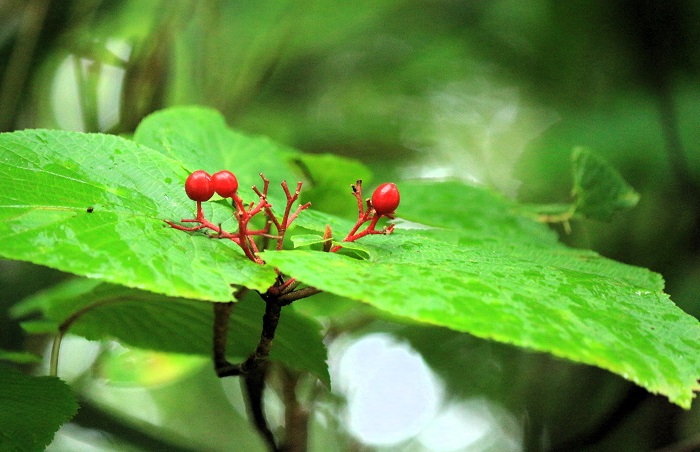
[392,181,661,290]
[18,320,57,335]
[517,202,576,225]
[95,349,209,387]
[0,125,279,301]
[292,153,373,217]
[0,365,78,451]
[0,350,42,364]
[572,147,640,221]
[396,180,560,247]
[291,234,326,248]
[11,279,330,386]
[133,106,302,190]
[264,227,700,409]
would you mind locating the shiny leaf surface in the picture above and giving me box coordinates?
[0,128,277,300]
[264,180,700,408]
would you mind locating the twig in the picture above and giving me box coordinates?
[280,368,309,452]
[212,301,236,370]
[215,294,284,377]
[242,364,277,451]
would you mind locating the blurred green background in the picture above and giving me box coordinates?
[1,1,699,450]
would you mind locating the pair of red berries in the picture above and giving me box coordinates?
[185,169,400,215]
[185,170,239,201]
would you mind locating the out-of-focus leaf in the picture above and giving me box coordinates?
[292,153,373,217]
[0,350,42,364]
[0,365,78,451]
[11,279,330,386]
[572,147,640,221]
[396,180,560,247]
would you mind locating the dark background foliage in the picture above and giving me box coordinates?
[1,1,698,450]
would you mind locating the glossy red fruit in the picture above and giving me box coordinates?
[371,182,400,215]
[211,170,239,197]
[185,170,215,202]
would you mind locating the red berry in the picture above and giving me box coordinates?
[211,170,239,197]
[185,170,215,202]
[371,182,400,215]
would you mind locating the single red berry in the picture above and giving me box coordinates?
[211,170,239,197]
[185,170,215,202]
[371,182,400,215]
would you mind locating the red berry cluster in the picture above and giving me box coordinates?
[167,170,309,264]
[167,170,400,262]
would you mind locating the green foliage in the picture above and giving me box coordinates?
[0,106,698,416]
[520,147,641,224]
[0,128,276,300]
[264,230,700,408]
[572,147,640,221]
[0,365,78,451]
[10,278,329,386]
[0,350,42,364]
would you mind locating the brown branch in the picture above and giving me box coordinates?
[243,364,277,451]
[215,293,284,377]
[280,368,309,452]
[212,301,236,370]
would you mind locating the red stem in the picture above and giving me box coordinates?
[166,173,309,266]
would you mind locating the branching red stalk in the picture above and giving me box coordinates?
[330,179,395,252]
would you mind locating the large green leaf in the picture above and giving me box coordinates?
[263,182,700,408]
[11,278,329,386]
[396,180,662,290]
[0,118,288,300]
[0,365,78,451]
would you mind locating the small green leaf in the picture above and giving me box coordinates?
[263,231,700,408]
[0,365,78,451]
[291,234,326,248]
[0,350,42,364]
[18,320,58,334]
[289,233,369,257]
[572,147,640,221]
[12,279,330,386]
[96,349,209,387]
[517,203,576,224]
